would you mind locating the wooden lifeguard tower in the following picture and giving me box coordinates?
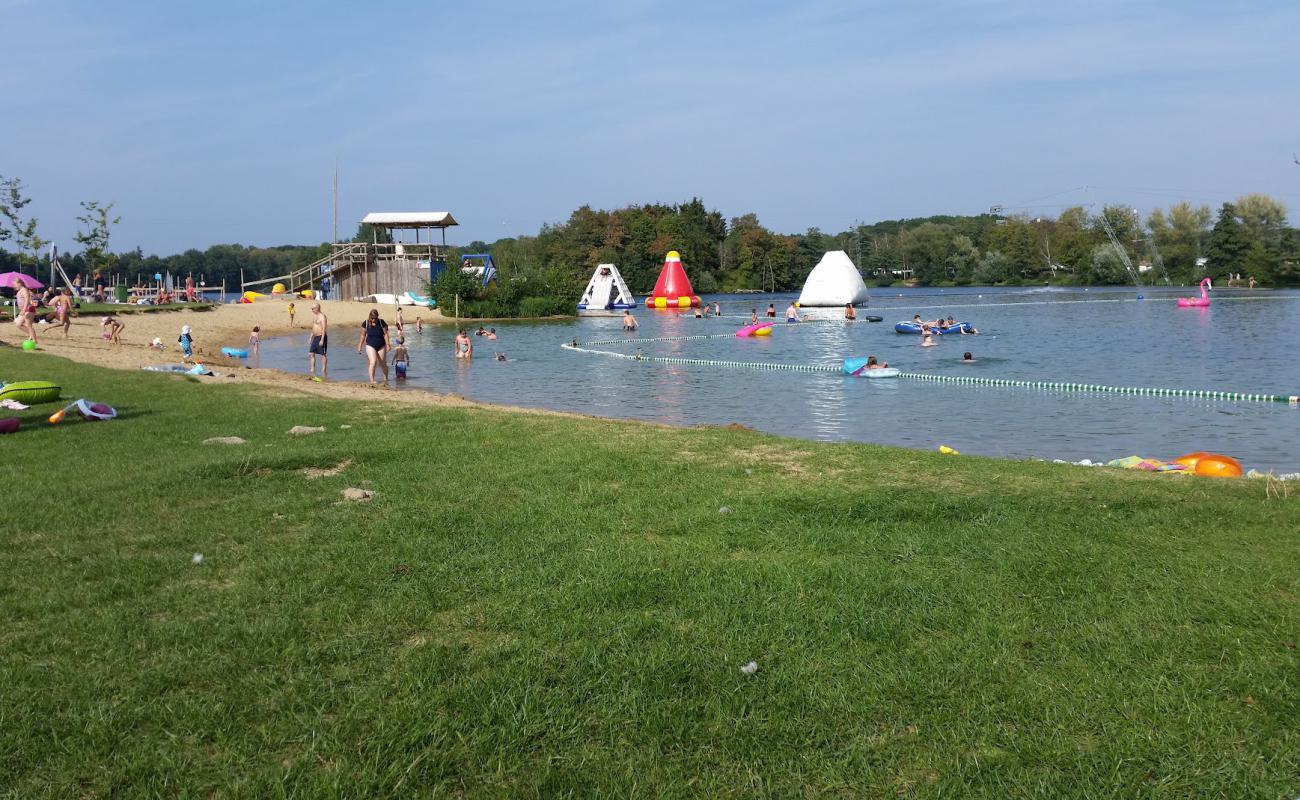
[242,211,458,300]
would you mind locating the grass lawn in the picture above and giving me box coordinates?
[1,349,1298,798]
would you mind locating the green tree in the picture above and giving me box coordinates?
[74,200,122,273]
[1233,193,1287,249]
[352,223,393,244]
[973,250,1013,284]
[1206,203,1247,276]
[1088,243,1129,284]
[946,235,980,284]
[0,176,49,271]
[1049,207,1096,276]
[1148,202,1211,281]
[900,222,954,285]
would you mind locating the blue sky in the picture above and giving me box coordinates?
[3,0,1299,254]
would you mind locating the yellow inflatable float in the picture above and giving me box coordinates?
[271,283,287,294]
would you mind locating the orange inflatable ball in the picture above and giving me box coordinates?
[1193,454,1242,478]
[1173,451,1212,470]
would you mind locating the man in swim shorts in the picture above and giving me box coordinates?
[308,302,328,378]
[785,302,799,323]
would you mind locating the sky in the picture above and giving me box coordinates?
[3,0,1300,255]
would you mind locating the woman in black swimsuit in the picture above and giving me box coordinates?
[356,308,392,386]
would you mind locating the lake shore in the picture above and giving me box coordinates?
[0,299,463,402]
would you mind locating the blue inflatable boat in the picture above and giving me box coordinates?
[894,321,974,335]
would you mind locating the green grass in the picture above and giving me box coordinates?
[2,349,1298,798]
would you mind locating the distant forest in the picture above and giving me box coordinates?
[3,180,1298,292]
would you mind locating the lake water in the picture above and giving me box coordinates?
[254,286,1300,472]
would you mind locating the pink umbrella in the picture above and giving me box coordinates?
[0,272,44,290]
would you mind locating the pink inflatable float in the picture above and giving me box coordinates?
[1177,277,1211,308]
[735,322,775,338]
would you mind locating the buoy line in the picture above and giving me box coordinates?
[562,342,1299,406]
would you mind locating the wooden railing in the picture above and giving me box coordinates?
[240,242,449,295]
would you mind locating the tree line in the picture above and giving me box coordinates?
[3,172,1297,292]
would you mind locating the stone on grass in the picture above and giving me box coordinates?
[203,436,246,445]
[719,506,732,515]
[288,426,326,436]
[342,488,375,502]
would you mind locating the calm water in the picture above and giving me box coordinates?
[254,287,1300,472]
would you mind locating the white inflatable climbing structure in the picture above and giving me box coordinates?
[577,263,638,312]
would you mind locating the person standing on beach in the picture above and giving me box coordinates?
[357,308,391,386]
[184,274,195,303]
[12,281,38,345]
[308,302,328,379]
[287,301,296,327]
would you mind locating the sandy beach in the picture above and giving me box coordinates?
[0,298,473,407]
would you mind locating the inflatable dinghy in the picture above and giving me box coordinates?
[894,321,974,335]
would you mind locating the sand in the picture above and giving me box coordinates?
[0,298,482,408]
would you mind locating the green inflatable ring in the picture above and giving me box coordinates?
[0,380,62,404]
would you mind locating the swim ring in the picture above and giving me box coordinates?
[1175,451,1242,478]
[0,380,61,404]
[735,322,775,338]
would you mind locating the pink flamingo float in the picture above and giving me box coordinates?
[1177,277,1212,308]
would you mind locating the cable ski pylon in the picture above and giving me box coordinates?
[562,342,1300,406]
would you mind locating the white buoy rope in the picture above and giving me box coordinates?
[562,342,1299,405]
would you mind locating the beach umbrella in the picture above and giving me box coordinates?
[0,272,44,290]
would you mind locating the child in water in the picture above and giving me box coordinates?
[249,325,260,355]
[392,337,410,380]
[178,324,195,358]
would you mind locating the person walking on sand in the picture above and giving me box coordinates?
[308,302,328,379]
[50,289,72,338]
[13,280,38,345]
[287,301,296,327]
[454,328,473,359]
[357,308,391,386]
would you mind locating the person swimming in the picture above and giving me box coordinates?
[962,351,974,361]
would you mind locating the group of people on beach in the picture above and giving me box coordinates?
[341,307,511,387]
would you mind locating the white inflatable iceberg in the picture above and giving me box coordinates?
[797,250,870,307]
